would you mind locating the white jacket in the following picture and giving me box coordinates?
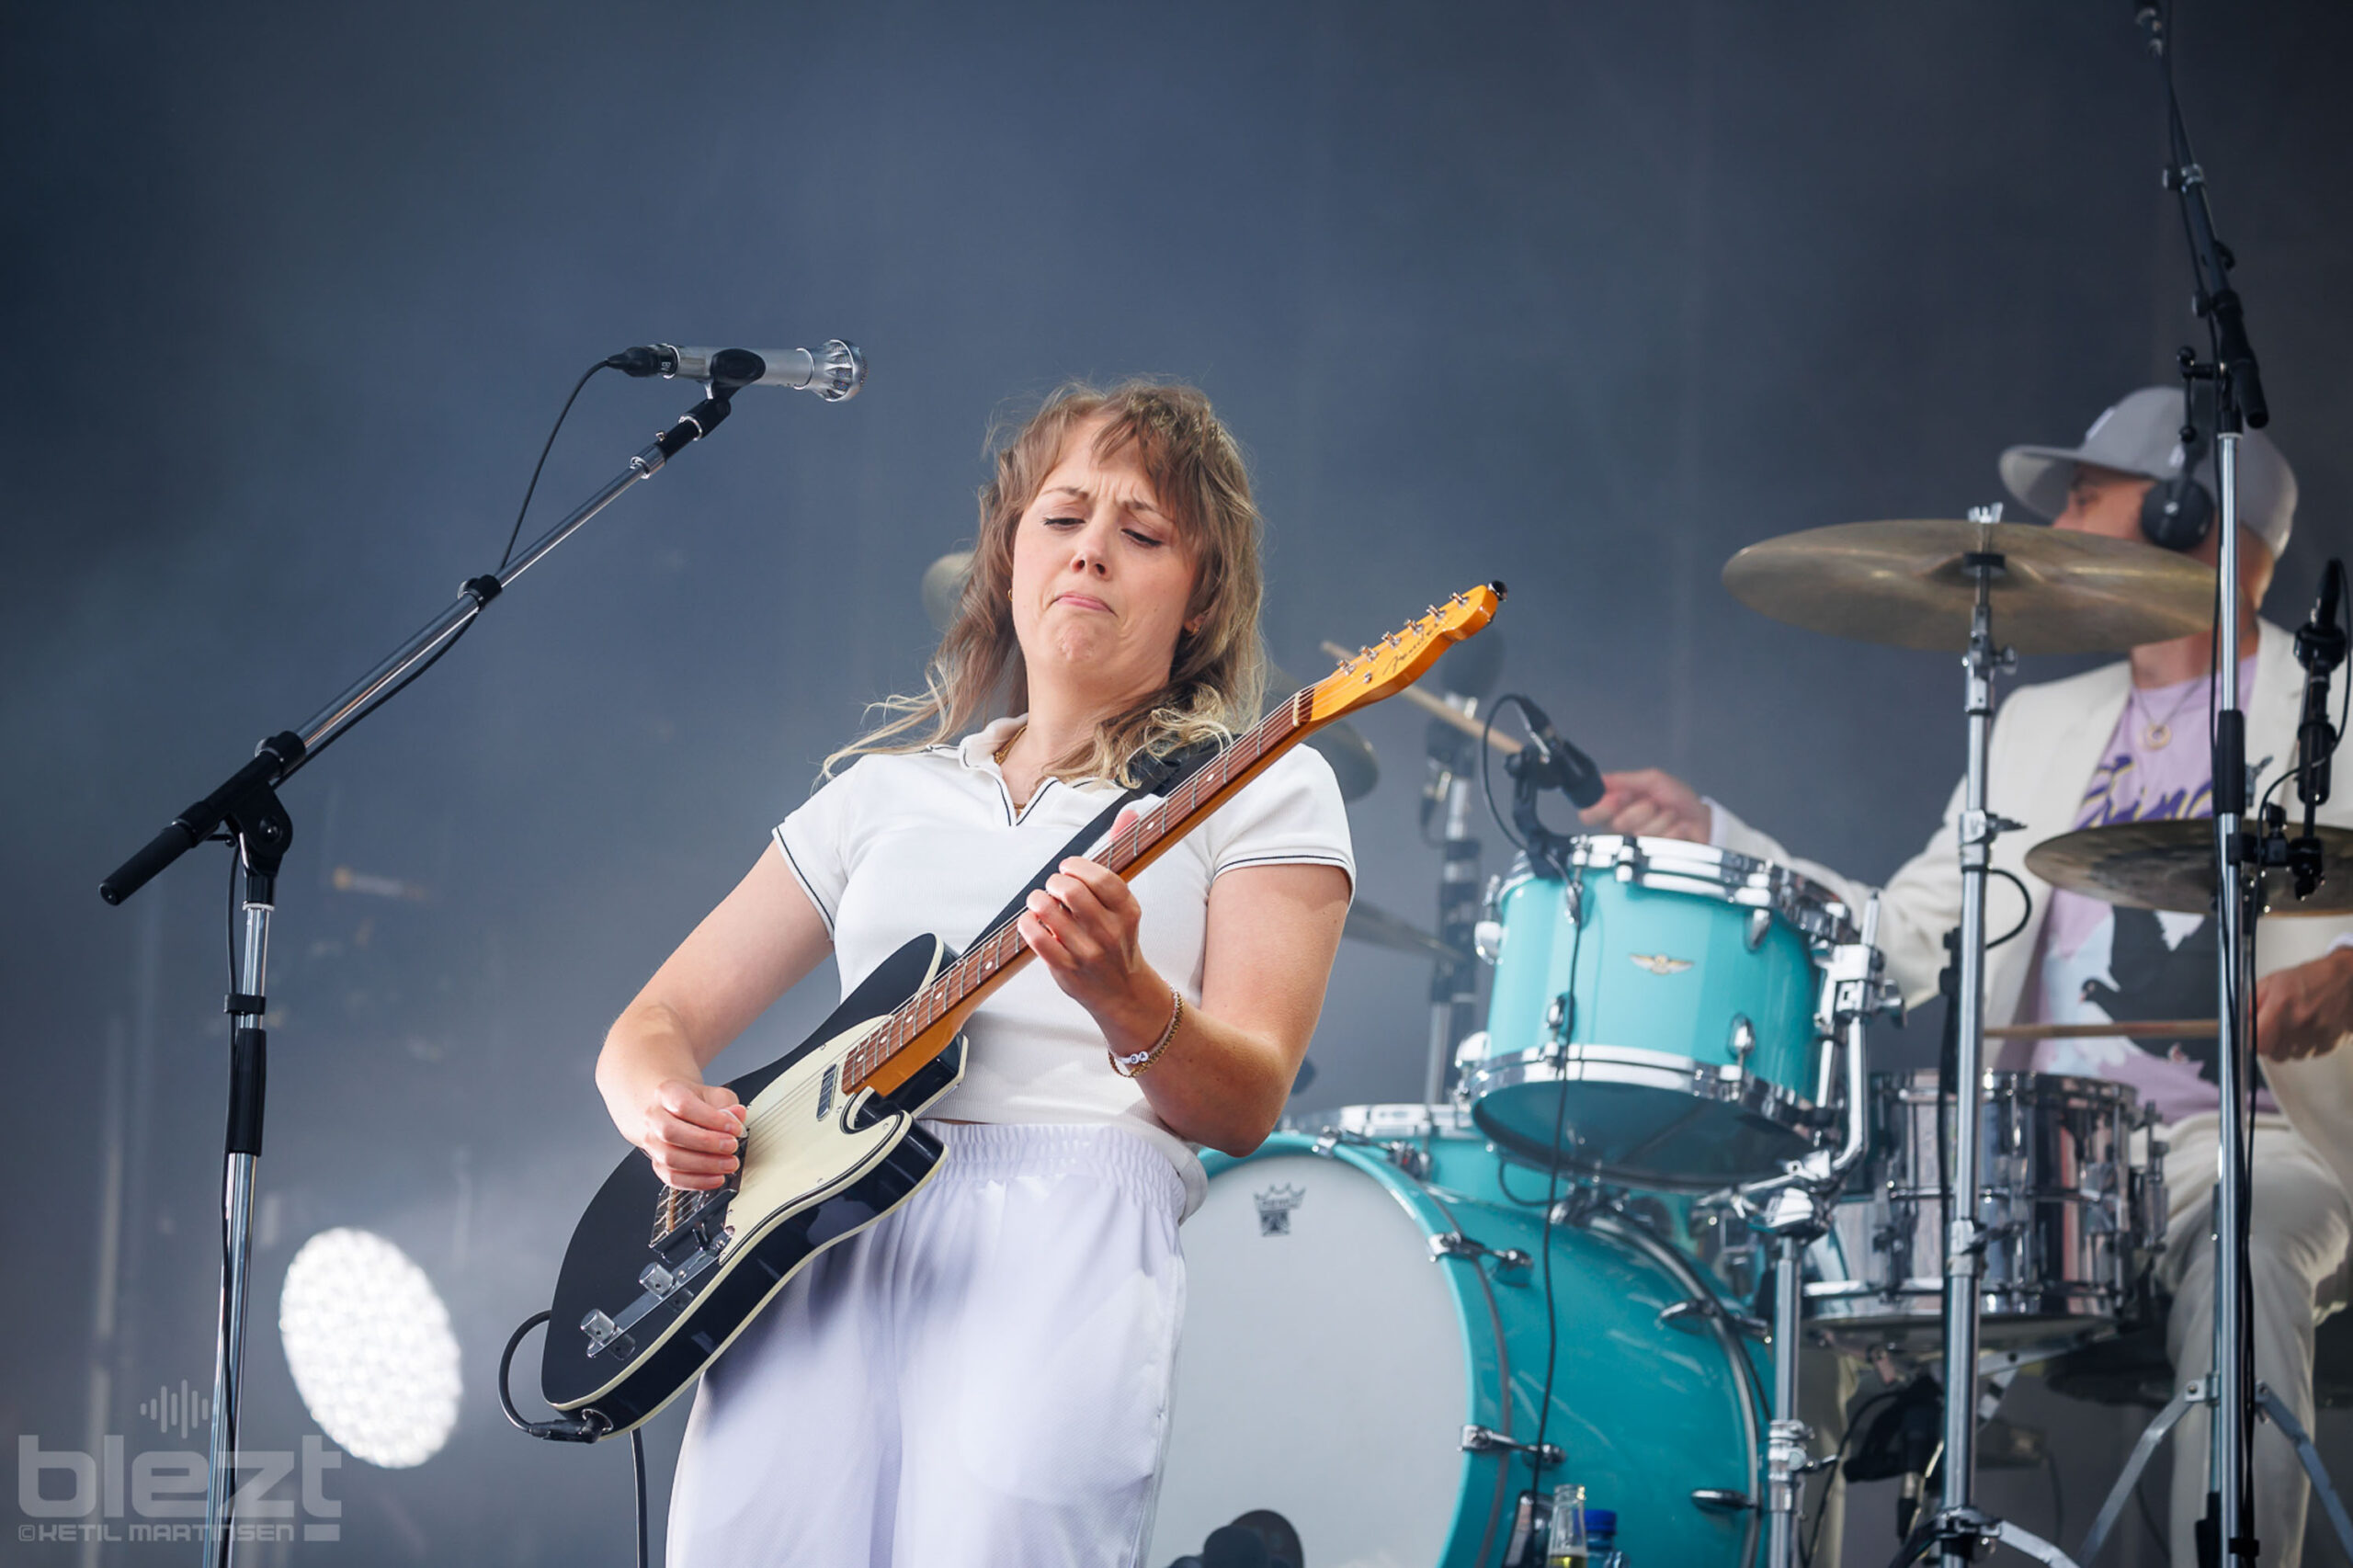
[1709,619,2353,1209]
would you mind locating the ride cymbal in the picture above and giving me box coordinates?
[1722,519,2214,655]
[2025,820,2353,916]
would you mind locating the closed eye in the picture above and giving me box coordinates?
[1123,528,1165,548]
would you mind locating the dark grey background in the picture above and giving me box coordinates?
[6,2,2350,1562]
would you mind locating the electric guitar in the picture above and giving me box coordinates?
[540,583,1505,1433]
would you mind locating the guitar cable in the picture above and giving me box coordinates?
[498,1310,648,1568]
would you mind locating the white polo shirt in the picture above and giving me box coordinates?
[775,714,1355,1213]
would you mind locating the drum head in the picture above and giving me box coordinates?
[1149,1152,1471,1568]
[1472,1062,1814,1190]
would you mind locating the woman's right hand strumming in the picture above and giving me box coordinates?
[596,847,835,1190]
[617,1074,749,1192]
[1577,767,1711,843]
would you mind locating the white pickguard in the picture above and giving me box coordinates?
[564,995,962,1420]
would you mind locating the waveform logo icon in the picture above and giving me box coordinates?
[138,1381,211,1439]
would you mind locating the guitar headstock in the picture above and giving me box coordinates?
[1308,582,1506,724]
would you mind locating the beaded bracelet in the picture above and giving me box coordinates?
[1108,988,1184,1078]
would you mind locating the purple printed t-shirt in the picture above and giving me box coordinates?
[2020,657,2266,1124]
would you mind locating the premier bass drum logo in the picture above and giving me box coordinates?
[1253,1184,1304,1237]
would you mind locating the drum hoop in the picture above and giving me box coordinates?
[1492,839,1859,947]
[1469,1044,1822,1121]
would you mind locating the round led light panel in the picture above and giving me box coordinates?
[278,1227,461,1468]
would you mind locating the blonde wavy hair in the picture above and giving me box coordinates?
[824,381,1267,787]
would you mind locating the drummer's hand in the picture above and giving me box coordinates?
[2256,949,2353,1062]
[1022,809,1171,1048]
[632,1078,747,1191]
[1580,768,1711,843]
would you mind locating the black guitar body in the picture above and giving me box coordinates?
[540,934,969,1433]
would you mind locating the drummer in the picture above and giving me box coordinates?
[1585,387,2353,1565]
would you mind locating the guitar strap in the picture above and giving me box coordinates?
[972,740,1219,945]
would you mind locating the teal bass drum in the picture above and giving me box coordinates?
[1146,1116,1766,1568]
[1465,836,1856,1190]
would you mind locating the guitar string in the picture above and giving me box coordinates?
[680,681,1321,1190]
[670,607,1469,1197]
[709,683,1316,1170]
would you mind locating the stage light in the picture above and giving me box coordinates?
[278,1227,461,1469]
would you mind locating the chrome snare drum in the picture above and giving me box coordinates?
[1462,836,1857,1189]
[1804,1070,2165,1354]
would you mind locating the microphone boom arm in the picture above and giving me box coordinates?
[101,381,741,905]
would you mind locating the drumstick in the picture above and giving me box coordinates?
[1320,640,1523,754]
[1984,1018,2217,1040]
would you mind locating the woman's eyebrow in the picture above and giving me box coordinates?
[1043,483,1165,520]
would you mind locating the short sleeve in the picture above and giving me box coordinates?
[773,758,870,934]
[1200,745,1356,899]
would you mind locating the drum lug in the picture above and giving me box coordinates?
[1461,1424,1562,1467]
[1431,1231,1533,1280]
[1544,994,1574,1046]
[1690,1487,1758,1513]
[1745,907,1772,951]
[1729,1014,1756,1067]
[1658,1296,1768,1342]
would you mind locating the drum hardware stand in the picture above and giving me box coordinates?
[2136,7,2277,1555]
[89,360,826,1566]
[1725,897,1895,1568]
[2076,1375,2353,1565]
[1422,693,1486,1106]
[1891,517,2084,1568]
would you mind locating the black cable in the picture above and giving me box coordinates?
[631,1428,649,1568]
[1525,869,1584,1498]
[2045,1445,2065,1547]
[1480,703,1530,855]
[224,842,241,987]
[1986,867,2034,950]
[501,358,616,572]
[1805,1385,1904,1564]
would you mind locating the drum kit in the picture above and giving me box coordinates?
[1130,515,2353,1568]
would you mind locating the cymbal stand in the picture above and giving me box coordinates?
[1897,515,2080,1567]
[1738,896,1893,1568]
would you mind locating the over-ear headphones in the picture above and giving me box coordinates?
[2139,397,2213,551]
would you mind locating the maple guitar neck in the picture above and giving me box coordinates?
[847,579,1505,1099]
[847,688,1316,1098]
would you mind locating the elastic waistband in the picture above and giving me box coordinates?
[918,1120,1186,1219]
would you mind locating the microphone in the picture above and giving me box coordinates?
[1509,696,1605,809]
[2287,562,2343,828]
[607,340,866,401]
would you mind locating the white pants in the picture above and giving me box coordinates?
[2160,1116,2353,1568]
[666,1121,1188,1568]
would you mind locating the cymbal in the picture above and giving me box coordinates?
[1343,898,1471,965]
[1722,519,2214,655]
[2024,820,2353,916]
[917,551,1381,801]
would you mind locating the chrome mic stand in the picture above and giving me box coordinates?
[97,343,861,1567]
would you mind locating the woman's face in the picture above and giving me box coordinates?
[1008,416,1200,709]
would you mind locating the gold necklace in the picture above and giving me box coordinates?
[994,722,1026,766]
[2135,681,2204,750]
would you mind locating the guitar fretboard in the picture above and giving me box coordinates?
[841,687,1311,1092]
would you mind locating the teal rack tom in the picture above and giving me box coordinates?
[1464,835,1858,1191]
